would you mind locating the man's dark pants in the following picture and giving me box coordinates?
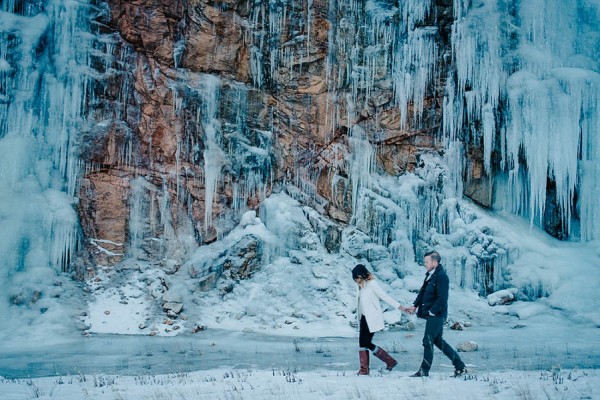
[419,315,465,373]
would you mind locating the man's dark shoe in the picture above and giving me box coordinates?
[453,367,468,377]
[410,370,428,377]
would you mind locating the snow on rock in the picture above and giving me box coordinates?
[240,210,261,227]
[487,288,518,306]
[511,302,550,321]
[162,291,182,304]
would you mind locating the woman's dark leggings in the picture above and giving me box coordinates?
[359,316,376,351]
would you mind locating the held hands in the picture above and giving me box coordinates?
[399,305,417,314]
[403,306,416,314]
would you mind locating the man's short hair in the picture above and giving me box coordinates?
[424,250,441,263]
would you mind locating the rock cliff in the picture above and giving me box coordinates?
[78,0,475,266]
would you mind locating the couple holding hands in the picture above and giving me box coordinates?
[353,251,468,377]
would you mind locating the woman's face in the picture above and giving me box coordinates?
[354,277,364,286]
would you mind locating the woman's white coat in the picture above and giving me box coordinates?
[357,279,400,333]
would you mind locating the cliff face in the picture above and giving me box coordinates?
[78,0,471,266]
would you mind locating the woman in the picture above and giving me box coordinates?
[353,264,404,375]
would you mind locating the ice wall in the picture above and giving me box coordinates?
[0,1,93,303]
[445,0,600,240]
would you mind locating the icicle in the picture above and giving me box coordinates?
[248,0,266,88]
[482,104,495,175]
[451,0,503,125]
[442,73,462,142]
[128,177,149,260]
[196,75,225,233]
[348,125,375,217]
[444,140,465,199]
[172,88,183,199]
[306,0,313,60]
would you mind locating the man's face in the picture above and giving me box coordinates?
[424,255,438,272]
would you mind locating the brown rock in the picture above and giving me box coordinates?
[182,4,247,79]
[78,173,129,264]
[107,0,182,66]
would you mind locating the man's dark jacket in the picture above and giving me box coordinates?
[413,266,449,320]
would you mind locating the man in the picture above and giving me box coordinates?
[405,251,467,377]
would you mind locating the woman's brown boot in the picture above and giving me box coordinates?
[357,350,370,375]
[374,347,397,371]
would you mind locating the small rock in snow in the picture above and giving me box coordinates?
[457,341,478,352]
[450,322,464,330]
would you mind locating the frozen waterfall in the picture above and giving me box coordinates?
[0,1,93,301]
[445,0,600,240]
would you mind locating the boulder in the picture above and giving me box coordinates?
[163,302,183,314]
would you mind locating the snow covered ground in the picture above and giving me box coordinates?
[1,367,598,400]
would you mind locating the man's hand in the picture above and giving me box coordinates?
[405,306,416,314]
